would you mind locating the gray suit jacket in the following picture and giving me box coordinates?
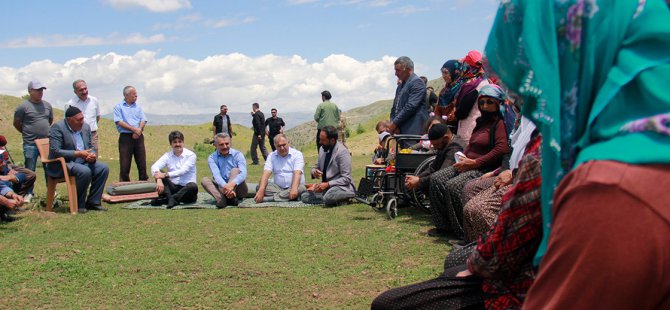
[391,73,429,135]
[47,119,95,176]
[311,142,356,193]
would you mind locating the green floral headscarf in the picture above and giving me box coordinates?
[485,0,670,264]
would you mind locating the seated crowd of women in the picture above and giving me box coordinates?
[371,0,670,308]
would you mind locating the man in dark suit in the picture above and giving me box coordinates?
[47,106,109,213]
[390,56,429,146]
[250,102,268,165]
[301,126,356,207]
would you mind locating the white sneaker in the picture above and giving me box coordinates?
[23,193,33,203]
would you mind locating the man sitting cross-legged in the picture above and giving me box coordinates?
[254,134,306,203]
[201,133,248,208]
[0,182,24,222]
[301,125,356,207]
[0,153,36,201]
[47,106,109,213]
[150,130,198,208]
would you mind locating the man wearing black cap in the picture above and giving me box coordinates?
[47,106,109,213]
[13,80,53,200]
[405,124,465,192]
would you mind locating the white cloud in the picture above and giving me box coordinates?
[384,5,428,15]
[287,0,319,4]
[0,33,167,48]
[0,51,398,117]
[152,14,201,31]
[206,17,257,28]
[104,0,192,12]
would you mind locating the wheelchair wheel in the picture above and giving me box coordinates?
[386,198,398,220]
[410,155,435,212]
[369,193,384,211]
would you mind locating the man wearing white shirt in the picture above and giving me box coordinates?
[151,131,198,208]
[254,134,306,202]
[66,80,101,150]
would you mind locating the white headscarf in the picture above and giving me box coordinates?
[508,116,536,170]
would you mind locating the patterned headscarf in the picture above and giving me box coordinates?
[438,60,463,107]
[485,0,670,263]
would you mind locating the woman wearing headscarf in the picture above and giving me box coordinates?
[433,59,462,129]
[485,0,670,308]
[371,129,543,310]
[429,84,511,239]
[453,50,491,144]
[461,115,536,243]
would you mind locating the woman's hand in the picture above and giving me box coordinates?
[453,158,477,173]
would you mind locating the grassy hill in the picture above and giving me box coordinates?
[0,93,452,308]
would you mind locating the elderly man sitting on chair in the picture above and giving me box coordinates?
[301,125,356,207]
[47,106,109,213]
[254,134,306,203]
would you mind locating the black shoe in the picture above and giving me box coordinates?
[250,162,259,165]
[427,228,449,237]
[150,197,168,206]
[166,198,178,209]
[77,208,89,214]
[86,205,108,211]
[0,212,16,222]
[229,198,239,207]
[215,199,228,209]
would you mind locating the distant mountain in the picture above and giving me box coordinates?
[101,111,314,129]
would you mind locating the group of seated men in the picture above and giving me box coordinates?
[0,106,358,219]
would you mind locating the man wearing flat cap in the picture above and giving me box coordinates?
[404,124,465,191]
[47,106,109,213]
[13,80,53,200]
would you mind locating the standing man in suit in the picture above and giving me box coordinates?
[113,85,148,181]
[301,126,356,207]
[250,102,268,165]
[47,106,109,213]
[390,56,429,146]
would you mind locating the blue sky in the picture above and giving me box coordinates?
[0,0,499,116]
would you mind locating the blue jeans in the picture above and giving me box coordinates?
[23,143,39,171]
[22,143,41,195]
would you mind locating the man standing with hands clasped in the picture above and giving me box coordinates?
[113,86,148,182]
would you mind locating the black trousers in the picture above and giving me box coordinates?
[118,133,148,182]
[268,134,278,151]
[161,179,198,204]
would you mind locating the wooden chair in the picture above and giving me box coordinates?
[34,138,78,214]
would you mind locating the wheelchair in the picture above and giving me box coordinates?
[356,135,434,219]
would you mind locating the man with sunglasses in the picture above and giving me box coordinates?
[264,108,285,152]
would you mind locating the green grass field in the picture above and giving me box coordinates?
[0,94,453,308]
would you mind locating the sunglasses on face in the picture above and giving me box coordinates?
[478,98,499,106]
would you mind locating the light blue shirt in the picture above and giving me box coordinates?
[0,182,13,196]
[113,101,148,133]
[65,121,86,164]
[207,148,247,186]
[264,147,305,189]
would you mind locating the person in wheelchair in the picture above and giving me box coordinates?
[372,120,394,165]
[404,123,465,193]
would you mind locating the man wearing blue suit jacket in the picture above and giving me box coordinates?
[390,56,429,146]
[47,106,109,213]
